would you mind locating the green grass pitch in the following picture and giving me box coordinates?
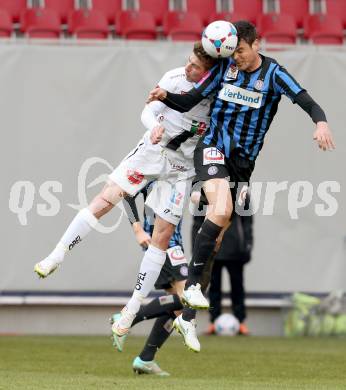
[0,335,346,389]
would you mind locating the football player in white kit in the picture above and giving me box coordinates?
[34,42,217,341]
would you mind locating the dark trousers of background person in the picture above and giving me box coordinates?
[209,260,246,323]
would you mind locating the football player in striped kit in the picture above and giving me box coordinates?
[148,20,335,351]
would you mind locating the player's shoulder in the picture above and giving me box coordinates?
[161,67,186,81]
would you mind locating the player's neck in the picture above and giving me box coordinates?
[246,54,262,73]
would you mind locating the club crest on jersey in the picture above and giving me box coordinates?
[225,64,238,80]
[127,169,144,185]
[203,147,225,165]
[254,79,264,91]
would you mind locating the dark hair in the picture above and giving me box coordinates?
[233,20,258,46]
[193,41,218,70]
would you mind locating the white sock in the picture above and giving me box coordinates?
[46,208,98,264]
[126,245,166,314]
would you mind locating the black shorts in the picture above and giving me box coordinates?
[154,247,188,290]
[193,140,255,206]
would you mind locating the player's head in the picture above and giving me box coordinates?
[185,41,217,83]
[232,20,260,72]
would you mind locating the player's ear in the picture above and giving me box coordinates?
[252,39,260,52]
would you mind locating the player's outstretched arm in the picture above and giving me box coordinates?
[147,87,204,113]
[313,121,335,151]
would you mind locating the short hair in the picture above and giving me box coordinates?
[233,20,258,46]
[193,41,218,70]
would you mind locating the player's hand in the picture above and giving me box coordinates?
[313,122,335,151]
[147,88,167,103]
[150,125,165,144]
[133,223,151,249]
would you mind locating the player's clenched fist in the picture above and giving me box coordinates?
[147,87,167,103]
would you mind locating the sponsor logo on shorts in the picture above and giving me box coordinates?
[69,235,81,251]
[171,162,186,171]
[127,169,144,185]
[208,166,219,176]
[218,85,263,108]
[180,265,188,277]
[170,191,183,206]
[203,147,225,166]
[167,246,187,266]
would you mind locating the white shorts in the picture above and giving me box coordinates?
[109,132,195,225]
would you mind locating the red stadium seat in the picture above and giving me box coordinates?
[208,11,248,25]
[277,0,309,29]
[138,0,169,26]
[163,11,203,41]
[44,0,74,24]
[68,9,109,39]
[0,9,11,37]
[303,14,343,44]
[325,0,346,28]
[257,13,297,44]
[232,0,263,25]
[0,0,27,23]
[91,0,122,25]
[21,8,61,38]
[186,0,217,26]
[116,10,156,40]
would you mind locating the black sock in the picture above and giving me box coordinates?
[186,219,222,288]
[139,313,175,362]
[132,294,182,327]
[182,307,196,322]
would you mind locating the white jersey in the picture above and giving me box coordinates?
[141,67,212,161]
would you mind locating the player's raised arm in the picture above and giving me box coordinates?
[273,66,335,151]
[295,91,335,151]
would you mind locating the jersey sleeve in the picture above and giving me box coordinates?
[194,61,225,97]
[273,65,305,102]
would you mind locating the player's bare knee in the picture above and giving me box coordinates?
[102,181,127,204]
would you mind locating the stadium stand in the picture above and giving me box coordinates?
[44,0,74,24]
[21,8,61,38]
[138,0,169,26]
[0,8,11,37]
[231,0,263,25]
[304,13,344,44]
[115,10,157,40]
[257,13,297,44]
[325,0,346,28]
[186,0,217,26]
[0,0,345,43]
[0,0,27,23]
[163,10,203,41]
[68,9,109,39]
[277,0,309,29]
[91,0,122,25]
[208,11,248,25]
